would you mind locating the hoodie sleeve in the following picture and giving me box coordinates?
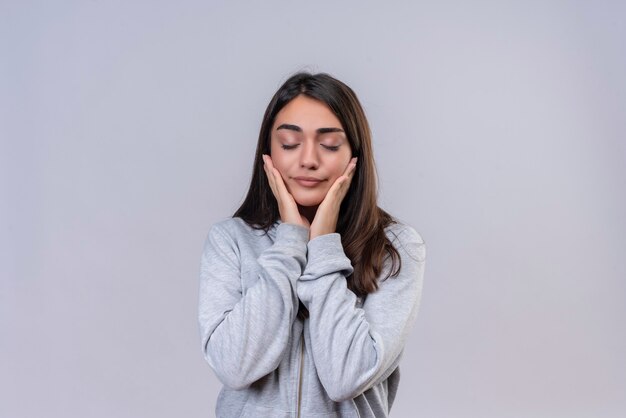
[198,221,309,390]
[297,225,426,402]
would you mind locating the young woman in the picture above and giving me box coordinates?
[198,72,426,418]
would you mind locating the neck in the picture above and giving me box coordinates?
[297,204,318,224]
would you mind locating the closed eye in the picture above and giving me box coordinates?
[281,144,340,151]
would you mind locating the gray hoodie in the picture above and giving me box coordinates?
[198,217,425,417]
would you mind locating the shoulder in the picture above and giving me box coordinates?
[208,217,268,238]
[202,217,270,261]
[384,220,426,262]
[205,217,275,249]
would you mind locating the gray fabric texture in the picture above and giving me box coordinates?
[198,217,426,417]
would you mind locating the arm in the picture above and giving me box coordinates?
[198,221,308,389]
[297,225,426,402]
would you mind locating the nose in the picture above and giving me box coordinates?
[299,141,319,169]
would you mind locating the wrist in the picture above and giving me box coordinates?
[309,223,336,240]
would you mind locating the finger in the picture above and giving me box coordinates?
[325,175,347,200]
[336,158,358,193]
[264,155,297,210]
[262,155,275,190]
[263,155,280,199]
[263,153,274,171]
[263,155,292,198]
[271,166,293,202]
[264,156,306,226]
[344,157,358,179]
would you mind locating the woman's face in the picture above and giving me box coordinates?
[270,95,353,208]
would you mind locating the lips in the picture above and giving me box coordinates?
[293,176,324,187]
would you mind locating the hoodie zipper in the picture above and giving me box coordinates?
[296,333,304,418]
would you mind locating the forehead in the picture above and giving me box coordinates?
[272,95,342,130]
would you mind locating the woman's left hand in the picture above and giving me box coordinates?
[309,157,358,240]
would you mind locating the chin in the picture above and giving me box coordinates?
[291,192,324,207]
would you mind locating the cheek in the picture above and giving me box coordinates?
[272,158,290,178]
[269,153,293,184]
[328,155,351,177]
[269,150,288,172]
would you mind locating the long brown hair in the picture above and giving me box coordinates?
[234,72,401,319]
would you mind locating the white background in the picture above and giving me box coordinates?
[1,1,625,417]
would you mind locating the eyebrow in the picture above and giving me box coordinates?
[276,123,344,134]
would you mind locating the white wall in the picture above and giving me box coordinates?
[2,1,625,417]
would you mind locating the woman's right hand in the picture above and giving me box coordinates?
[262,154,310,230]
